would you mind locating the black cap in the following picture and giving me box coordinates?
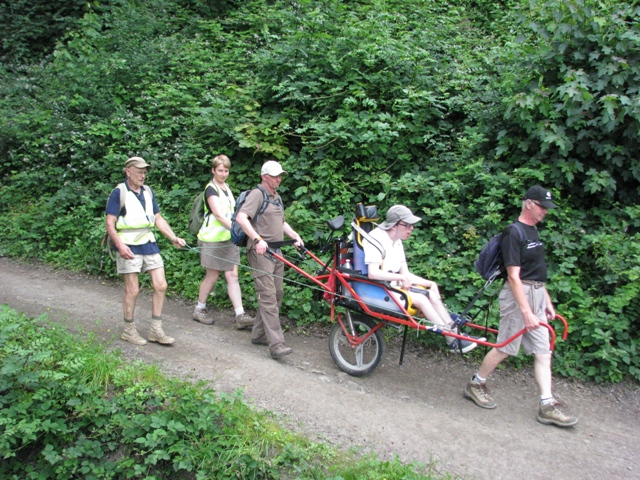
[524,185,557,209]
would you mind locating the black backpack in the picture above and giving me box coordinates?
[230,185,278,247]
[474,222,524,280]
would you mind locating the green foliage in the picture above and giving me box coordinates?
[0,306,276,478]
[1,0,639,383]
[498,0,640,204]
[0,306,441,479]
[548,205,640,382]
[0,0,88,63]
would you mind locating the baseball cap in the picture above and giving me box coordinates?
[524,185,557,209]
[261,160,286,176]
[379,205,422,230]
[124,156,152,170]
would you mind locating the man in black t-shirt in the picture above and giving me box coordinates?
[463,186,578,427]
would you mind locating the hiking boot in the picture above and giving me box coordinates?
[235,313,254,330]
[537,400,578,427]
[148,320,175,345]
[270,344,293,359]
[122,322,147,346]
[448,334,486,354]
[193,307,214,325]
[251,338,269,346]
[463,380,497,409]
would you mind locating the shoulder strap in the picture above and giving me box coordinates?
[117,182,127,212]
[255,185,279,216]
[205,182,216,215]
[510,221,525,242]
[352,221,386,259]
[144,184,154,199]
[248,185,281,231]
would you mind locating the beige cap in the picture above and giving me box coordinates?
[124,156,152,170]
[379,205,422,230]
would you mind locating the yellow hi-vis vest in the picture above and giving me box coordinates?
[115,186,156,245]
[197,182,235,243]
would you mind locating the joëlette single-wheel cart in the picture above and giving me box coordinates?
[266,203,568,376]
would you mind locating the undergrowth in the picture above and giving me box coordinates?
[0,305,444,479]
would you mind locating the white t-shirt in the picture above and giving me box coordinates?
[363,227,406,274]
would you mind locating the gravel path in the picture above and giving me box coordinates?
[1,257,638,480]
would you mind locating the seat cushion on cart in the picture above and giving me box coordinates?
[350,281,419,316]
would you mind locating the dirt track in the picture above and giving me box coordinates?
[1,257,638,479]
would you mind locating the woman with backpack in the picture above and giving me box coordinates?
[193,154,254,330]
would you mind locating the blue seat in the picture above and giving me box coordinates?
[347,204,415,316]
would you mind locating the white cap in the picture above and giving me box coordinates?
[261,160,286,176]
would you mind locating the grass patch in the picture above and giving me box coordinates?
[0,305,448,479]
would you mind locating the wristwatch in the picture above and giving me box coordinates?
[254,236,262,244]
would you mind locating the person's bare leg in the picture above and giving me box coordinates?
[198,268,219,304]
[122,273,140,320]
[148,267,168,317]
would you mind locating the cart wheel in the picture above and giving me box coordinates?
[329,314,386,376]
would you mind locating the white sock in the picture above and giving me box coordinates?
[541,396,554,405]
[196,302,207,310]
[473,374,486,384]
[234,307,245,316]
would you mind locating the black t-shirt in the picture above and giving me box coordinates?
[500,221,547,282]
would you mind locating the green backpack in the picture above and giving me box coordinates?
[188,192,205,237]
[188,182,214,237]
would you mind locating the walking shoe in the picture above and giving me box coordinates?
[463,380,498,409]
[270,344,293,359]
[235,313,254,330]
[148,320,175,345]
[192,307,214,325]
[537,400,578,427]
[251,338,269,346]
[450,312,468,327]
[122,323,147,346]
[448,334,486,354]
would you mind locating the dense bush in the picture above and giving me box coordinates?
[0,306,439,479]
[0,0,89,64]
[498,0,640,205]
[0,0,638,383]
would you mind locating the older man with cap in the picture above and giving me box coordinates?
[235,160,304,359]
[363,205,485,353]
[105,156,186,346]
[463,185,578,427]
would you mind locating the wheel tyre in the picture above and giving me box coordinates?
[328,314,385,376]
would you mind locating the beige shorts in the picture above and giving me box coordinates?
[496,282,551,356]
[116,252,164,274]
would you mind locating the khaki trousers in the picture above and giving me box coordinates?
[247,248,285,349]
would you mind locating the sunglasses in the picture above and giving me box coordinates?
[397,222,415,229]
[529,200,547,209]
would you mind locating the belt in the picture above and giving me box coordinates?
[522,280,546,289]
